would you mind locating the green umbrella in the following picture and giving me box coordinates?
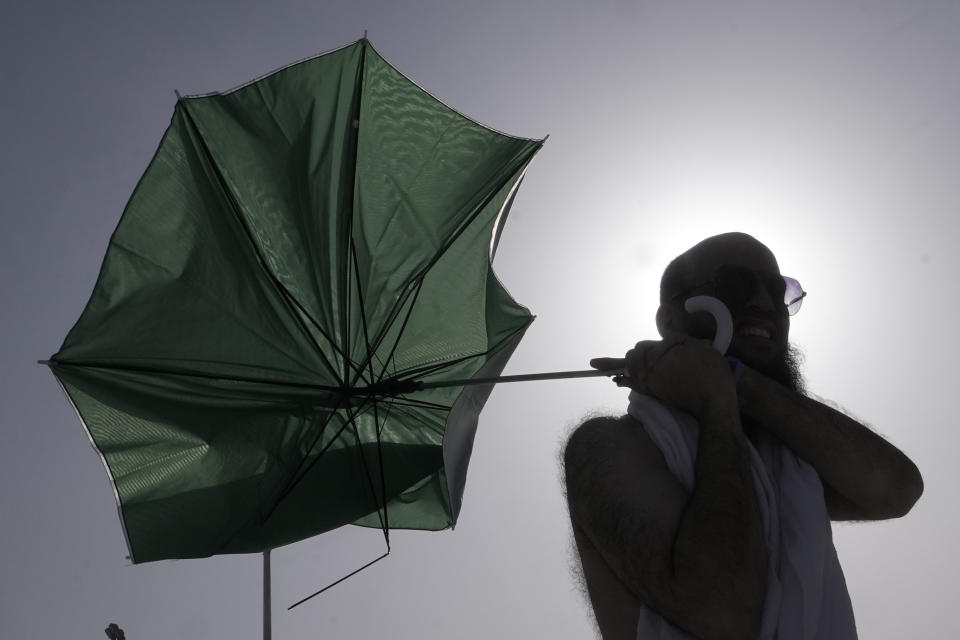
[46,39,546,566]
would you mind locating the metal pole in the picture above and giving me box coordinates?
[263,549,272,640]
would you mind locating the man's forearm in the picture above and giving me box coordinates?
[737,365,923,518]
[669,403,767,637]
[676,404,765,572]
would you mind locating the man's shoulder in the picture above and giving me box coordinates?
[564,414,679,487]
[566,412,661,451]
[565,415,628,465]
[569,413,631,441]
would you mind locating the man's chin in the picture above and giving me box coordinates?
[730,342,806,394]
[728,337,782,370]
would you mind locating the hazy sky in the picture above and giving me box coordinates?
[3,1,958,638]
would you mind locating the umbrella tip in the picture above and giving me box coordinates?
[363,29,368,41]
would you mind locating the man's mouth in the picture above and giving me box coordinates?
[740,326,772,340]
[731,320,784,365]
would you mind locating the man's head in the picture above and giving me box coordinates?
[656,232,805,391]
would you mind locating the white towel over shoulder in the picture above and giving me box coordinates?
[627,392,857,640]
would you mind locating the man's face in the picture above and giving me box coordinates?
[677,238,803,391]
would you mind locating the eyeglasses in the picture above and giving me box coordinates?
[671,265,807,316]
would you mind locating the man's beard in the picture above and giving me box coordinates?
[681,310,806,394]
[734,342,806,395]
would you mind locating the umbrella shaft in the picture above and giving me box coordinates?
[417,368,622,389]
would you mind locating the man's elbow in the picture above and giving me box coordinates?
[871,461,924,519]
[886,462,924,518]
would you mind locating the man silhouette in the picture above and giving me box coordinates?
[564,233,923,639]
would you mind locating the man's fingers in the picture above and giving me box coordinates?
[589,357,625,371]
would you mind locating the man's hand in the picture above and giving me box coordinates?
[590,337,737,420]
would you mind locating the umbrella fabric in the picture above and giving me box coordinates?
[49,39,542,562]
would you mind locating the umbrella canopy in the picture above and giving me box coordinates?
[47,39,543,563]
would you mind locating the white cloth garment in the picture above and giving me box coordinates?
[627,392,857,640]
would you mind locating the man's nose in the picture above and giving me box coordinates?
[744,273,777,312]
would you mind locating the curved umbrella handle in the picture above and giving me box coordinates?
[684,295,733,355]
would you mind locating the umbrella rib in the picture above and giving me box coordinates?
[372,401,390,537]
[253,402,337,526]
[105,241,326,386]
[385,344,512,389]
[347,237,377,389]
[346,142,541,386]
[294,305,350,383]
[348,278,419,384]
[267,395,390,538]
[369,398,401,524]
[340,40,368,387]
[393,352,481,382]
[374,394,451,412]
[46,359,343,394]
[355,146,542,377]
[398,145,542,309]
[390,312,534,385]
[348,411,389,539]
[371,392,397,436]
[263,397,365,521]
[342,275,425,391]
[348,229,392,539]
[288,550,390,611]
[176,99,347,384]
[342,209,352,385]
[369,277,426,386]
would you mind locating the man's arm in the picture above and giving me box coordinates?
[737,365,923,520]
[568,339,767,640]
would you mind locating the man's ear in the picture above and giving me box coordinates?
[656,303,685,339]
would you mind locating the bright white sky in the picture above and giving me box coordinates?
[2,1,958,638]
